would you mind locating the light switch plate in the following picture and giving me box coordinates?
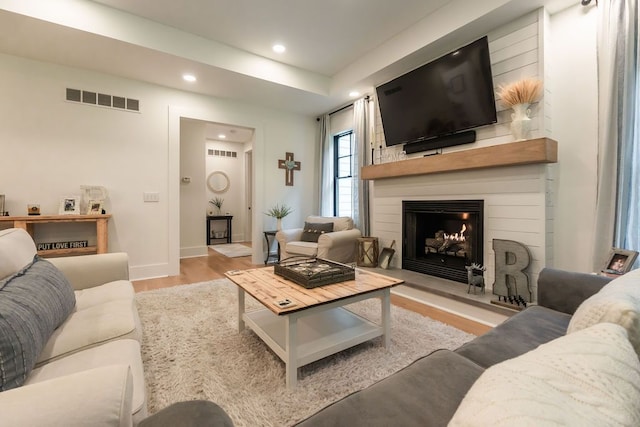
[143,192,160,202]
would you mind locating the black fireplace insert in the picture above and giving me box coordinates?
[402,200,484,283]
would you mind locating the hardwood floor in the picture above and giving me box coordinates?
[132,246,259,292]
[132,244,492,335]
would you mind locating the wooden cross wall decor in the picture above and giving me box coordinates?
[278,152,301,186]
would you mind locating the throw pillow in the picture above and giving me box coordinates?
[0,256,76,391]
[567,268,640,355]
[300,222,334,243]
[449,323,640,426]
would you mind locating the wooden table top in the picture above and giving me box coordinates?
[225,266,404,315]
[0,214,111,222]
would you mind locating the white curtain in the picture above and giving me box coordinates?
[352,98,370,235]
[593,0,640,269]
[318,114,334,216]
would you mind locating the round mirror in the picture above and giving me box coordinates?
[207,171,230,193]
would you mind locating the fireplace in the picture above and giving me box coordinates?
[402,200,484,283]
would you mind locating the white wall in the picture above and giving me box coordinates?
[180,119,207,258]
[549,5,599,271]
[0,52,317,279]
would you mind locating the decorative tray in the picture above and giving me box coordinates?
[274,257,355,289]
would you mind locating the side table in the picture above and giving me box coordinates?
[263,230,279,264]
[206,215,232,245]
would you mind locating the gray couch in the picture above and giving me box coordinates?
[296,268,614,426]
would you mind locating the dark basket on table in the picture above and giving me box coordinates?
[274,257,355,289]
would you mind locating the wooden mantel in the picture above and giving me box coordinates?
[361,138,557,180]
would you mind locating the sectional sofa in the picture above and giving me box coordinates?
[297,267,640,426]
[0,227,146,425]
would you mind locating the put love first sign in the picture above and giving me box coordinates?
[37,240,89,251]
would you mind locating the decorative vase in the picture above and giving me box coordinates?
[277,218,282,231]
[510,103,532,141]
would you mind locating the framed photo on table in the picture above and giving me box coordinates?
[87,200,103,215]
[59,197,80,215]
[602,248,639,275]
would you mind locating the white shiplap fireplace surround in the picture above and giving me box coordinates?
[364,139,557,301]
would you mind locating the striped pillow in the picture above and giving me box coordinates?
[0,256,76,391]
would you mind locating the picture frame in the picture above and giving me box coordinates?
[602,248,639,275]
[59,197,80,215]
[27,204,41,216]
[87,199,103,215]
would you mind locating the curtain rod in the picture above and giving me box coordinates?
[328,103,353,116]
[318,95,371,121]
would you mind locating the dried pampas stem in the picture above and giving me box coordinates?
[496,78,543,107]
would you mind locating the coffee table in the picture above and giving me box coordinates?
[225,266,404,388]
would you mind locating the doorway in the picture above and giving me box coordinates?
[179,118,255,259]
[169,106,266,276]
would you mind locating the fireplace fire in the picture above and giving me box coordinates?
[403,200,484,283]
[425,224,470,258]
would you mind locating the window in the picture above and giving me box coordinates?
[334,131,353,217]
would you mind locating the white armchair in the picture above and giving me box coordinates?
[276,216,362,263]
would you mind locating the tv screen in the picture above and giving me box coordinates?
[376,36,497,148]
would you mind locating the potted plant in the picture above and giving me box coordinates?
[209,197,224,216]
[265,203,293,231]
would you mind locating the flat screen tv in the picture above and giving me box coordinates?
[376,36,497,152]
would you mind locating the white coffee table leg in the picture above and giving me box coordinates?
[381,289,391,348]
[285,315,298,388]
[237,287,245,332]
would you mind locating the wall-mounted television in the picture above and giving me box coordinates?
[376,36,497,153]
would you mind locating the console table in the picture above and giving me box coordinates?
[0,214,112,257]
[207,215,232,245]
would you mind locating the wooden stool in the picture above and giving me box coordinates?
[357,237,379,267]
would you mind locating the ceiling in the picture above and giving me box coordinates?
[92,0,454,77]
[0,0,577,119]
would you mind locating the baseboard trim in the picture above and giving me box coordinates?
[129,263,170,281]
[180,245,208,258]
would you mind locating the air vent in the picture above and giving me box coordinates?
[66,88,81,102]
[98,93,111,107]
[207,149,237,158]
[66,88,140,112]
[113,96,126,109]
[82,91,96,104]
[126,98,139,111]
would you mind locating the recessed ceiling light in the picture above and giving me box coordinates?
[272,44,286,54]
[349,91,360,97]
[218,134,226,139]
[182,74,197,82]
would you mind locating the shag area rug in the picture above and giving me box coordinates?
[209,243,252,258]
[136,279,475,426]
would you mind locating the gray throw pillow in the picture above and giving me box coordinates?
[300,222,334,243]
[0,256,76,391]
